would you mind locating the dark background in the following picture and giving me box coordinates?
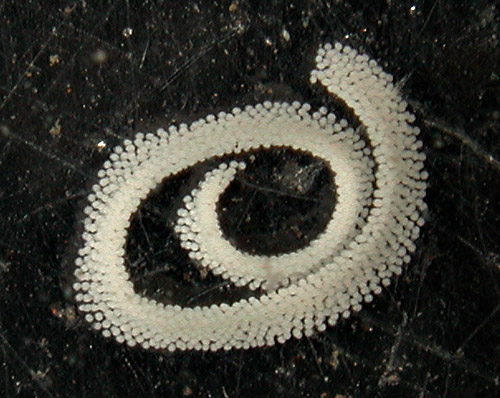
[0,0,499,397]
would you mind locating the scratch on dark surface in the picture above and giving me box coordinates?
[18,191,86,223]
[0,126,89,177]
[0,332,56,398]
[456,302,500,355]
[159,26,245,92]
[359,311,499,385]
[0,28,58,113]
[424,118,500,172]
[378,312,408,387]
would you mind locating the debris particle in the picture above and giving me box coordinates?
[49,54,60,66]
[49,119,61,137]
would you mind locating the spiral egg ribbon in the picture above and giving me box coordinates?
[72,42,427,352]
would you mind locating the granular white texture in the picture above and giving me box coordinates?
[73,42,427,352]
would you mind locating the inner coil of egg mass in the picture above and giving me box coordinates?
[73,42,427,352]
[174,127,373,292]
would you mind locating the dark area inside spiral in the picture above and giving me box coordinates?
[217,146,336,256]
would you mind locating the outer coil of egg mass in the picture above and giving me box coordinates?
[72,42,427,352]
